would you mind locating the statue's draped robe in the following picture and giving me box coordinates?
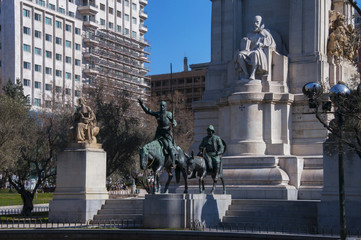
[236,28,276,75]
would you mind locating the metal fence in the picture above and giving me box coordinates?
[0,206,49,216]
[0,219,142,230]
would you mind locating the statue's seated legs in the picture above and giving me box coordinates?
[159,138,177,167]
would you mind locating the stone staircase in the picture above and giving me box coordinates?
[220,199,319,233]
[92,198,144,225]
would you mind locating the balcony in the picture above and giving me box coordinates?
[83,64,99,76]
[139,0,148,5]
[78,3,98,15]
[139,10,148,20]
[83,15,98,29]
[139,24,148,33]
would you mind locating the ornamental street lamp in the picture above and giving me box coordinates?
[302,82,350,240]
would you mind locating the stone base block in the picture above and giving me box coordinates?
[143,194,231,229]
[49,199,106,223]
[318,201,361,233]
[49,145,108,223]
[172,185,297,200]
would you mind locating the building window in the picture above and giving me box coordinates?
[56,70,62,77]
[58,8,65,14]
[35,64,41,72]
[124,28,129,35]
[100,4,105,10]
[68,11,75,17]
[48,3,55,10]
[45,67,52,75]
[75,59,81,66]
[45,17,52,25]
[65,24,71,32]
[23,9,30,17]
[34,47,41,56]
[65,88,71,95]
[37,0,45,6]
[45,84,52,91]
[23,61,31,69]
[56,86,62,93]
[65,72,71,79]
[117,0,121,3]
[56,21,62,29]
[35,30,41,38]
[75,43,81,50]
[56,53,62,61]
[75,27,81,35]
[125,14,129,21]
[109,7,113,14]
[125,0,129,7]
[45,34,52,42]
[65,40,71,48]
[116,25,121,33]
[35,81,41,89]
[56,37,62,45]
[34,98,41,107]
[66,56,71,63]
[23,27,31,35]
[132,17,137,24]
[75,90,80,97]
[109,22,113,29]
[23,44,31,52]
[75,75,80,82]
[23,79,30,86]
[35,13,41,21]
[132,3,137,10]
[46,51,52,58]
[117,10,121,17]
[132,31,136,38]
[100,18,105,25]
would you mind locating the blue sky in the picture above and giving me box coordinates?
[145,1,361,75]
[145,0,212,75]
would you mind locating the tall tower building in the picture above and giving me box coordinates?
[0,0,150,108]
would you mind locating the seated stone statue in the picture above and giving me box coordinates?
[234,15,276,80]
[70,97,99,144]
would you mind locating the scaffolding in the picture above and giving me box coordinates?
[83,28,151,97]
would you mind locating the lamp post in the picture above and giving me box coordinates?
[302,82,350,240]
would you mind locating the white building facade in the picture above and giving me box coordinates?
[0,0,149,108]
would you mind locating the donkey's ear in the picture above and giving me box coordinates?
[191,151,194,158]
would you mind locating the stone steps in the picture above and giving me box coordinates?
[91,198,144,224]
[221,199,319,232]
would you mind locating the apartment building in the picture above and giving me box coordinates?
[0,0,149,108]
[150,60,208,109]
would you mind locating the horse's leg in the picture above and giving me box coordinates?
[221,177,226,194]
[198,177,203,193]
[210,174,217,195]
[164,169,172,194]
[182,169,188,194]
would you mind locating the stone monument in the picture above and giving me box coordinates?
[188,0,357,200]
[49,98,108,223]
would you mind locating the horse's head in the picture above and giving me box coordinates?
[186,151,195,175]
[139,146,148,170]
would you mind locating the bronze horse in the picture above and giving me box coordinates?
[139,140,188,194]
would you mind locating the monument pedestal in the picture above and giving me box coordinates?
[143,194,231,229]
[318,137,361,232]
[49,144,108,223]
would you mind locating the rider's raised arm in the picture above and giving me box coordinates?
[138,99,157,116]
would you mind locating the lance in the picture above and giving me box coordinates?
[170,63,175,145]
